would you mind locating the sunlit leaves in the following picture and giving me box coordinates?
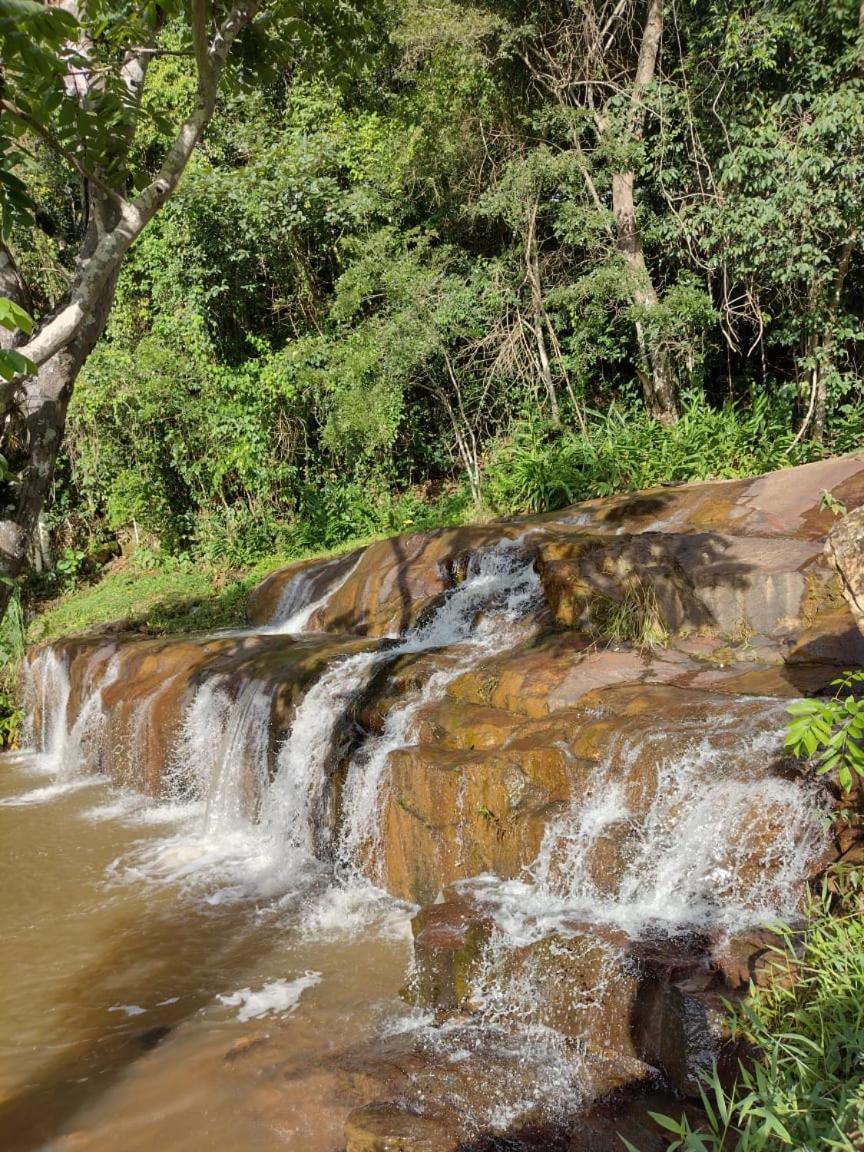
[786,671,864,793]
[0,297,36,380]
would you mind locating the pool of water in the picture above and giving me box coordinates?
[0,753,414,1152]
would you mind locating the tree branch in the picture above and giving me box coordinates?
[18,0,264,370]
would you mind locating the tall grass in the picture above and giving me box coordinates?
[0,589,27,746]
[483,394,817,516]
[633,884,864,1152]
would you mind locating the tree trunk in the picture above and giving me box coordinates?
[608,0,679,425]
[0,275,117,618]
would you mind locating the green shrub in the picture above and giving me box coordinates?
[0,591,27,747]
[786,671,864,793]
[483,393,817,516]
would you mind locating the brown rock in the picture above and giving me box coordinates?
[345,1102,461,1152]
[826,504,864,639]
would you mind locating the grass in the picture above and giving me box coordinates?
[25,535,384,648]
[589,577,669,652]
[26,557,271,646]
[632,877,864,1152]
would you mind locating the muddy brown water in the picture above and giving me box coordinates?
[0,754,414,1152]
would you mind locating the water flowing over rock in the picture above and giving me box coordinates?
[22,455,864,1149]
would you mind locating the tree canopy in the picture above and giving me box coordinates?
[1,0,862,587]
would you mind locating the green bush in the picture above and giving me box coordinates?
[482,393,817,516]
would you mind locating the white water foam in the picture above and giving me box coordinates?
[461,699,825,940]
[23,647,72,765]
[0,774,104,806]
[218,971,321,1022]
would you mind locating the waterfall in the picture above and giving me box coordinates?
[336,542,542,879]
[23,646,121,776]
[462,699,825,940]
[267,552,361,633]
[122,539,540,894]
[23,647,72,764]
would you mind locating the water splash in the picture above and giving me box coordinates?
[337,541,542,880]
[464,699,825,939]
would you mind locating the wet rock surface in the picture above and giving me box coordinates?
[24,454,864,1150]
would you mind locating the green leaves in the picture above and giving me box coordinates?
[0,297,34,335]
[786,672,864,793]
[0,297,36,381]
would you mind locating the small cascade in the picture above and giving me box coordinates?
[337,543,542,879]
[168,677,274,832]
[463,701,824,941]
[23,646,121,775]
[145,539,541,892]
[536,700,822,933]
[23,647,72,763]
[267,552,360,633]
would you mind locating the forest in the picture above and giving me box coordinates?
[2,0,862,595]
[1,5,864,1151]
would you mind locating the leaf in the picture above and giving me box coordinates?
[0,296,34,334]
[0,347,36,380]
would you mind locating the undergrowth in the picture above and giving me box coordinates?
[589,578,669,651]
[484,394,818,516]
[634,882,864,1152]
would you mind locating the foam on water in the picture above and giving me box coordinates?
[218,971,321,1022]
[461,699,825,940]
[0,774,104,807]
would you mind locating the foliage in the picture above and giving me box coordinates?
[483,394,815,516]
[786,671,864,792]
[590,578,669,652]
[0,588,27,745]
[25,553,281,648]
[4,0,863,603]
[0,297,35,381]
[631,884,864,1152]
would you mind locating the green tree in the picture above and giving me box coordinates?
[0,0,371,619]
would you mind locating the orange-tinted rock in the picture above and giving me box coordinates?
[826,504,864,638]
[307,525,529,638]
[378,739,578,903]
[28,630,379,795]
[247,550,363,628]
[410,899,495,1013]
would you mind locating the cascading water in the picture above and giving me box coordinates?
[23,647,72,764]
[462,700,825,942]
[138,539,542,894]
[389,695,828,1135]
[7,461,859,1151]
[336,542,542,880]
[267,552,361,633]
